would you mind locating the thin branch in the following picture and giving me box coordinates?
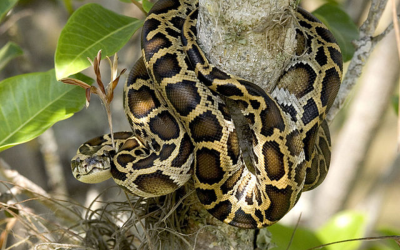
[327,0,390,122]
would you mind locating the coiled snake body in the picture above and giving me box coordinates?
[72,0,342,228]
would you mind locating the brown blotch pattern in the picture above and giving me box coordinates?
[277,63,317,99]
[134,170,179,195]
[166,80,201,116]
[189,111,223,142]
[128,86,161,118]
[149,110,180,140]
[195,148,224,185]
[265,185,293,222]
[263,142,285,181]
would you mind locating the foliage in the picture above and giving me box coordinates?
[263,211,400,250]
[0,0,18,21]
[312,3,359,62]
[54,3,142,80]
[0,71,92,151]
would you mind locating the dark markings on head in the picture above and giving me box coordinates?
[128,86,161,118]
[265,185,293,222]
[321,67,341,111]
[114,132,133,140]
[171,134,194,168]
[207,199,232,222]
[149,110,180,140]
[263,141,285,181]
[301,99,319,125]
[277,63,317,99]
[189,111,223,142]
[196,188,217,206]
[195,148,224,185]
[86,136,108,147]
[134,170,178,195]
[153,53,181,83]
[166,80,201,116]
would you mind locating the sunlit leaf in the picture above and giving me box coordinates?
[267,223,325,250]
[142,0,153,13]
[317,211,367,250]
[0,70,93,151]
[313,3,359,62]
[55,3,143,80]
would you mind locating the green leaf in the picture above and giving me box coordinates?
[313,3,359,62]
[0,42,23,70]
[317,211,367,250]
[0,0,18,21]
[142,0,154,13]
[0,70,93,151]
[268,223,325,250]
[55,3,143,80]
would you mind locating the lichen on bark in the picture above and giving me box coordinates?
[197,0,297,91]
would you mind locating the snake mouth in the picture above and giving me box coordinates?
[71,156,112,183]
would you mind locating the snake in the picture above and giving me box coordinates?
[71,0,342,229]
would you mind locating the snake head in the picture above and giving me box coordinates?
[71,144,114,184]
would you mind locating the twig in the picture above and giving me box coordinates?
[0,158,78,224]
[307,235,400,250]
[38,128,68,195]
[326,0,390,122]
[130,0,146,15]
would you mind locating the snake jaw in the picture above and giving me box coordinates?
[71,154,113,184]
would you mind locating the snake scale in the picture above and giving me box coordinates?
[71,0,342,228]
